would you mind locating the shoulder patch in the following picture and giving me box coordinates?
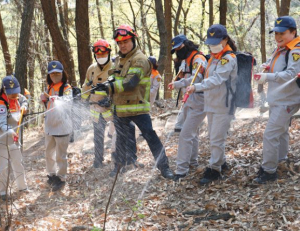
[0,107,6,114]
[292,53,300,62]
[220,58,229,65]
[193,62,199,70]
[156,78,161,82]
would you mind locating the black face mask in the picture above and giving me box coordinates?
[176,46,189,60]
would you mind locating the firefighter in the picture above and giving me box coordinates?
[148,56,162,108]
[0,75,28,200]
[99,24,174,179]
[253,16,300,184]
[81,39,136,168]
[168,36,207,181]
[187,24,238,185]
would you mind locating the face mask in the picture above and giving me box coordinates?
[176,46,189,60]
[97,57,108,65]
[209,44,224,54]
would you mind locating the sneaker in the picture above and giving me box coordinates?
[51,176,66,191]
[173,173,187,182]
[160,168,174,179]
[253,167,277,184]
[199,168,221,185]
[133,161,145,168]
[47,175,55,185]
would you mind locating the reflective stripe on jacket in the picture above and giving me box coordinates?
[111,47,151,117]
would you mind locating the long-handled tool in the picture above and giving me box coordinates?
[13,107,25,143]
[173,69,183,107]
[182,63,203,103]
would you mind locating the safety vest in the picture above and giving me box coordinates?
[111,47,151,117]
[47,82,72,110]
[0,93,20,113]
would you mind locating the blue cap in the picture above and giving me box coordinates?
[2,75,21,95]
[205,24,228,45]
[148,56,157,66]
[269,16,297,33]
[171,34,187,54]
[48,61,64,74]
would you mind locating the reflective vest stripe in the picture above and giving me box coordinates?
[116,104,150,112]
[95,91,107,96]
[81,93,89,99]
[115,81,124,93]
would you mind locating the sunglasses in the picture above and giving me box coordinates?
[113,29,135,39]
[92,46,110,54]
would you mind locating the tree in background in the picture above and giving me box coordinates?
[0,11,13,75]
[41,0,76,85]
[75,0,92,86]
[14,0,36,94]
[219,0,227,26]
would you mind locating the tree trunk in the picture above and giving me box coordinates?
[110,0,117,54]
[279,0,291,16]
[260,0,266,63]
[199,0,206,48]
[219,0,227,26]
[174,0,183,36]
[15,0,35,94]
[275,0,280,16]
[41,0,76,85]
[96,0,105,38]
[164,0,172,99]
[154,0,167,97]
[75,0,92,86]
[209,0,214,26]
[140,0,153,55]
[0,12,13,75]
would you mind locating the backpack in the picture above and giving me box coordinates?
[222,51,256,115]
[283,42,300,88]
[58,84,81,99]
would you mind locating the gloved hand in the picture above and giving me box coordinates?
[168,82,175,90]
[95,83,108,91]
[49,95,59,102]
[254,73,267,84]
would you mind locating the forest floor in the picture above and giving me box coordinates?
[1,91,300,231]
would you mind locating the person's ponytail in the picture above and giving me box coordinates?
[226,36,237,52]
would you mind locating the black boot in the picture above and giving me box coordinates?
[93,161,104,169]
[47,175,55,185]
[109,164,123,177]
[160,167,174,179]
[51,176,66,191]
[221,162,229,172]
[253,167,277,184]
[173,173,187,182]
[199,168,221,185]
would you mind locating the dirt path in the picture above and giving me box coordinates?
[1,99,300,230]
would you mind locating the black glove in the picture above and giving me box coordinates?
[97,97,111,107]
[296,78,300,88]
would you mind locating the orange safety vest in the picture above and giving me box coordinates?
[0,93,20,113]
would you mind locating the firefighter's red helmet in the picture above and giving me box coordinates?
[113,24,138,42]
[92,39,111,54]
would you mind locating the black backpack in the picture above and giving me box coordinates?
[222,51,256,115]
[58,84,81,99]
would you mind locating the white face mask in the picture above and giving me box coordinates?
[209,44,223,54]
[96,57,108,65]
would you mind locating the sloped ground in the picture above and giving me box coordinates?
[1,94,300,230]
